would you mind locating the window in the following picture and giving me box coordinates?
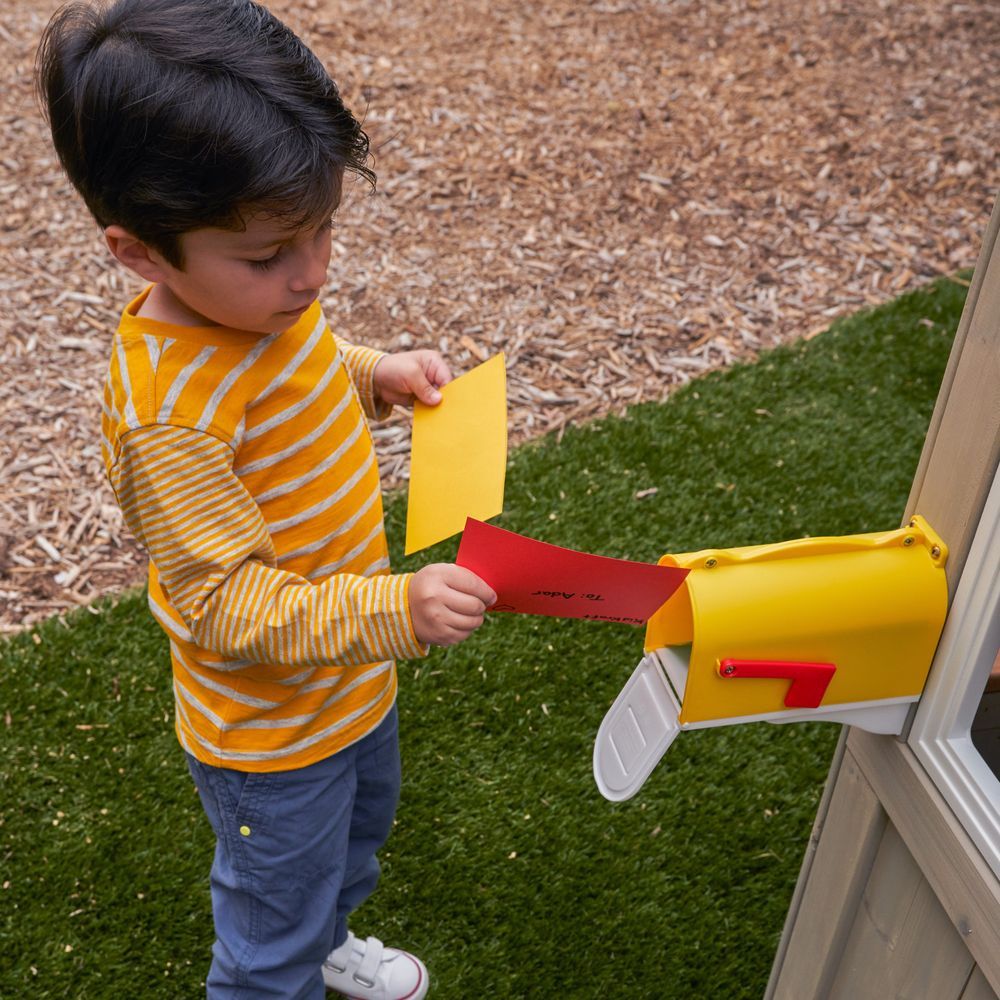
[909,462,1000,878]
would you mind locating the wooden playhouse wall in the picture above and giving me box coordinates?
[766,193,1000,999]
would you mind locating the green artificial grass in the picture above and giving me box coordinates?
[0,275,967,998]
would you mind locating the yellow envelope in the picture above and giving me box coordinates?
[405,353,507,554]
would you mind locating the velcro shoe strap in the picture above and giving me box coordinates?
[356,935,385,988]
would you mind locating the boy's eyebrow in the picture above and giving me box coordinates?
[238,233,294,250]
[237,222,328,251]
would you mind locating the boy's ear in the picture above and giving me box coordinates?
[104,225,173,282]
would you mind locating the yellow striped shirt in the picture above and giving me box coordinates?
[102,287,426,771]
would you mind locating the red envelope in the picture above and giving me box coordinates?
[455,518,689,625]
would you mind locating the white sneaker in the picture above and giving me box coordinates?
[322,931,428,999]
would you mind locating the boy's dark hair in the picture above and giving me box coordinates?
[36,0,375,267]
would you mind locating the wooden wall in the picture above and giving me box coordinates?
[767,191,1000,999]
[769,730,1000,999]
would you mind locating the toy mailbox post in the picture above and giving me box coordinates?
[594,516,950,800]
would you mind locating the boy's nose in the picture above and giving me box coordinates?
[288,248,329,293]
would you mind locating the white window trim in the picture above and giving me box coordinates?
[909,461,1000,878]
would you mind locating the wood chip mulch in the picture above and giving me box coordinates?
[2,0,998,632]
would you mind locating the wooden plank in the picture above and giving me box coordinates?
[961,966,999,1000]
[907,192,999,510]
[849,728,1000,993]
[904,191,1000,592]
[765,729,848,996]
[768,747,887,1000]
[828,822,974,999]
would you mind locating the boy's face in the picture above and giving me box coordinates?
[154,212,334,333]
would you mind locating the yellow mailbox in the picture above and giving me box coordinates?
[594,516,949,801]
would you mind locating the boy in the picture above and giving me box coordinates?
[36,1,496,997]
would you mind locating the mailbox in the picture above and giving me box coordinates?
[594,516,949,801]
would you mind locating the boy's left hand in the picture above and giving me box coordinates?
[373,350,451,408]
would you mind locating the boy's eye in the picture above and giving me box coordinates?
[248,249,281,271]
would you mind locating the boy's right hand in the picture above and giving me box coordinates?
[409,564,497,647]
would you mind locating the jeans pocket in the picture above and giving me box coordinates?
[230,771,271,831]
[187,753,359,891]
[186,754,274,860]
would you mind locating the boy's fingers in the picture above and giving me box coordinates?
[412,372,442,405]
[446,565,497,606]
[443,616,486,645]
[442,590,492,617]
[442,610,486,633]
[422,617,479,647]
[411,352,452,404]
[426,354,452,387]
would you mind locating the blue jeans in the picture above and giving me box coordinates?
[185,705,401,999]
